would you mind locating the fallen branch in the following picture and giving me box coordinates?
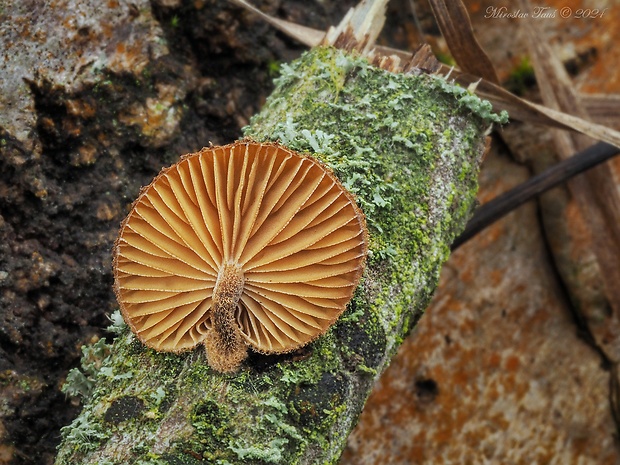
[55,2,499,463]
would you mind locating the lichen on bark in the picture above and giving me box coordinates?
[56,45,495,465]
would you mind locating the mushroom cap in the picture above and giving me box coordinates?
[113,141,368,354]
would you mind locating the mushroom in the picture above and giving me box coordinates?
[113,141,368,372]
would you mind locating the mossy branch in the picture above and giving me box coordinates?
[55,46,495,465]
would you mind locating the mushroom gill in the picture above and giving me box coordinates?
[113,141,368,372]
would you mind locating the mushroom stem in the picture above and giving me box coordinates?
[205,263,248,373]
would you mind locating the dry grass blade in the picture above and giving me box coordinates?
[448,70,620,148]
[519,0,620,314]
[582,94,620,129]
[426,0,499,84]
[228,0,324,47]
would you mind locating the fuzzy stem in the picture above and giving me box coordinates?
[205,264,247,373]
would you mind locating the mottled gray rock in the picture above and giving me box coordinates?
[0,0,168,153]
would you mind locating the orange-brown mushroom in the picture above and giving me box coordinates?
[113,141,368,372]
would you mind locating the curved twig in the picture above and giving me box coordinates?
[452,142,620,250]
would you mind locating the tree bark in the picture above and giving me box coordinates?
[55,44,495,465]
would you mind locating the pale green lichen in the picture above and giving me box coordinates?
[56,46,496,465]
[229,438,289,463]
[61,338,113,399]
[106,309,128,334]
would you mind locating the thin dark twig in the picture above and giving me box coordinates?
[452,141,620,250]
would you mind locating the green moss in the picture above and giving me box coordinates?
[188,399,235,462]
[505,55,536,96]
[267,60,282,77]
